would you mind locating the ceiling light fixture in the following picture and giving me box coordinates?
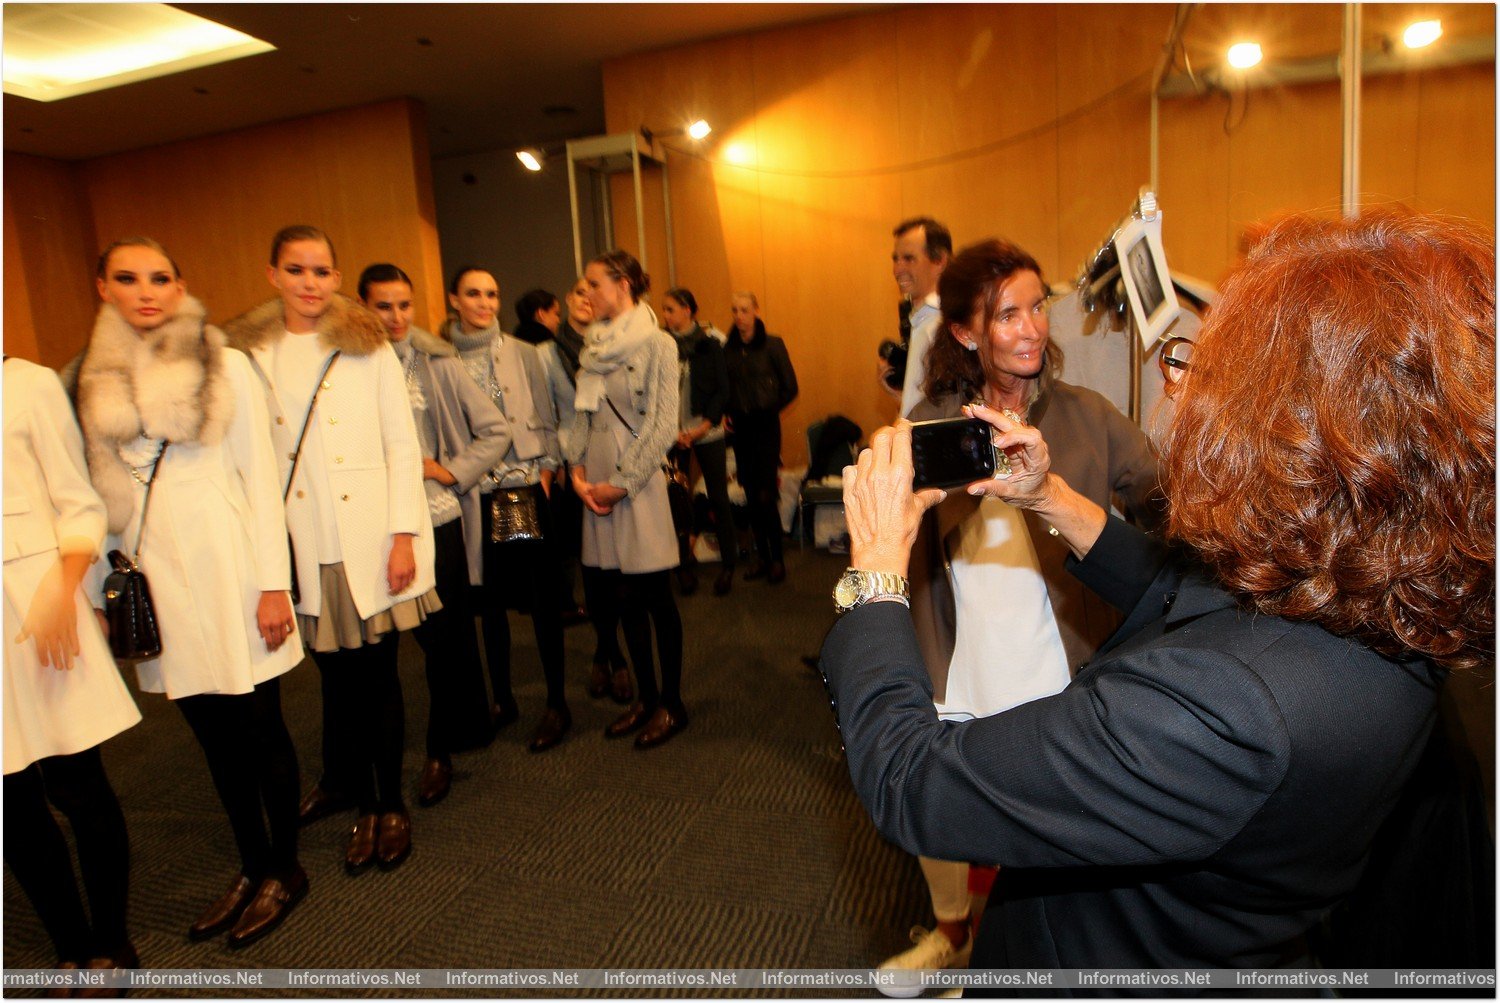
[3,3,274,103]
[1226,42,1263,70]
[1403,19,1442,49]
[687,119,712,140]
[516,148,544,172]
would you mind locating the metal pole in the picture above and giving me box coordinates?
[567,146,583,277]
[661,152,677,287]
[632,140,647,272]
[1340,2,1363,219]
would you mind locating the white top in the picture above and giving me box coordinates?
[97,351,303,699]
[900,291,942,419]
[936,497,1070,721]
[4,359,141,772]
[274,331,342,563]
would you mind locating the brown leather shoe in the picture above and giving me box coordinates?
[345,814,378,875]
[46,961,78,999]
[416,758,452,807]
[376,811,412,870]
[610,661,634,704]
[297,784,353,827]
[527,707,572,753]
[636,705,689,749]
[188,873,257,940]
[676,567,699,595]
[77,941,138,998]
[713,568,734,596]
[605,701,653,738]
[226,869,308,949]
[767,560,786,585]
[587,661,610,699]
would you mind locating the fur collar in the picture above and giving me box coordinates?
[407,325,456,359]
[222,294,387,357]
[76,295,233,532]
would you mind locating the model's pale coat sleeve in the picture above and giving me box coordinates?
[437,358,510,493]
[28,369,107,559]
[222,351,292,593]
[374,344,427,537]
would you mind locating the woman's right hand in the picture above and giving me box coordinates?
[16,560,81,670]
[960,402,1053,508]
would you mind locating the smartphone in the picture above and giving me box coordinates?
[909,417,997,490]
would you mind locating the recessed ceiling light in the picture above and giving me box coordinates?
[688,119,712,140]
[516,148,544,172]
[1403,19,1442,49]
[1227,41,1263,70]
[3,3,274,103]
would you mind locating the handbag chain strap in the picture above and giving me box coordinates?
[283,352,341,501]
[130,441,170,567]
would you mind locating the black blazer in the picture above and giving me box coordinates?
[820,518,1441,977]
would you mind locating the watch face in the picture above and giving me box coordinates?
[834,571,862,609]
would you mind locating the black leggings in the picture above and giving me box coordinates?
[479,487,568,712]
[730,410,785,564]
[312,633,405,815]
[582,567,683,711]
[672,439,737,570]
[4,747,130,962]
[412,518,494,759]
[175,677,300,880]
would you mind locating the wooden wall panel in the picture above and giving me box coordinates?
[602,3,1495,467]
[79,99,444,332]
[3,153,99,367]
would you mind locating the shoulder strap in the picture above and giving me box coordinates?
[283,352,341,501]
[131,441,170,565]
[604,395,638,439]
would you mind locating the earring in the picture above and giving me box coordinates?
[966,342,978,351]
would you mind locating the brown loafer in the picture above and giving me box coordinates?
[527,707,572,753]
[587,661,610,698]
[188,873,257,940]
[345,814,378,875]
[636,705,689,750]
[297,784,353,827]
[226,869,308,949]
[416,758,452,808]
[46,961,78,999]
[605,701,654,738]
[77,941,139,998]
[376,810,412,871]
[610,663,634,704]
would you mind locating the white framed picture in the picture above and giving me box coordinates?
[1113,211,1182,349]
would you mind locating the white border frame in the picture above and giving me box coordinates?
[1112,212,1182,349]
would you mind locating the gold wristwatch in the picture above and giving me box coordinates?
[833,568,910,613]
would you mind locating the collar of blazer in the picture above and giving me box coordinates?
[222,294,386,357]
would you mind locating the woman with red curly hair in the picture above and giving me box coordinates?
[821,209,1493,975]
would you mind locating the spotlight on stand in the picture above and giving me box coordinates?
[1403,19,1442,49]
[1227,41,1263,69]
[516,148,544,172]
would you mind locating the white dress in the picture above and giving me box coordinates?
[3,360,140,773]
[100,352,303,699]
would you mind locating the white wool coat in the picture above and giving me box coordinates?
[224,296,435,621]
[75,298,303,698]
[4,359,140,772]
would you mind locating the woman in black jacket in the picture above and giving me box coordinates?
[723,292,797,584]
[660,288,737,596]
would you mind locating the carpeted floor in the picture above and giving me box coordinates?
[4,547,933,996]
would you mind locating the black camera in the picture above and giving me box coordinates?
[878,339,908,391]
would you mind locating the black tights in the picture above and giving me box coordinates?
[583,567,683,711]
[480,490,568,712]
[175,678,300,880]
[3,747,130,963]
[312,633,405,814]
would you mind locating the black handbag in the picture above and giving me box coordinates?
[281,352,341,605]
[101,443,167,660]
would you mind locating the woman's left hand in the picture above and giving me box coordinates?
[387,533,416,595]
[843,422,947,577]
[591,482,628,515]
[257,591,296,651]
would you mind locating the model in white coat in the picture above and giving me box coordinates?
[224,225,436,877]
[73,237,305,950]
[4,355,140,974]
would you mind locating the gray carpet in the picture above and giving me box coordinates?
[4,548,932,995]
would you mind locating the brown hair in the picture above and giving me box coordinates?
[1163,209,1495,671]
[270,225,336,266]
[590,249,649,301]
[923,238,1060,403]
[96,237,179,279]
